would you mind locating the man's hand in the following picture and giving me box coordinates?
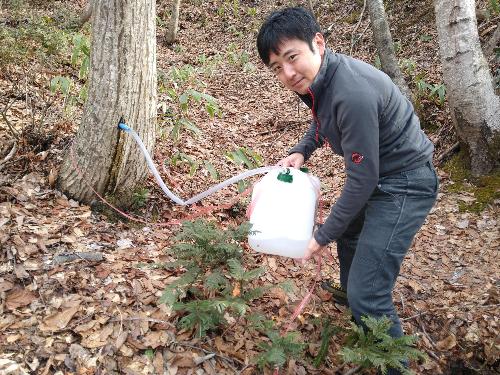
[302,237,326,264]
[276,153,305,168]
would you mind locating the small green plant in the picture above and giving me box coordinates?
[169,152,199,176]
[226,147,263,191]
[159,66,221,142]
[0,12,70,68]
[132,187,149,208]
[489,0,500,14]
[340,316,427,375]
[204,160,219,180]
[247,6,257,17]
[399,58,416,76]
[226,147,262,169]
[226,43,255,72]
[158,220,292,338]
[313,319,342,368]
[255,330,307,370]
[49,32,90,107]
[415,78,446,105]
[374,54,382,70]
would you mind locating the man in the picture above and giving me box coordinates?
[257,6,438,373]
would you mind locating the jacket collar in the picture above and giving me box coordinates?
[297,48,338,108]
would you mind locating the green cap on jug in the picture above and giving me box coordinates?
[277,169,293,183]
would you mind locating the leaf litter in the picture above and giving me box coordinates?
[0,0,499,374]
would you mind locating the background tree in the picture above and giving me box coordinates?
[366,0,413,100]
[78,0,93,28]
[165,0,181,44]
[434,0,500,176]
[58,0,157,205]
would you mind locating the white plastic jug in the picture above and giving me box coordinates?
[247,167,320,258]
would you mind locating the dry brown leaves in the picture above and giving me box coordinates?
[1,1,499,374]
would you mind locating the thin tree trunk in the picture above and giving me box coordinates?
[165,0,181,44]
[484,22,500,58]
[78,0,93,28]
[366,0,413,101]
[58,0,157,206]
[434,0,500,176]
[308,0,314,15]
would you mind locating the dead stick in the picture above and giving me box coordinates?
[436,141,460,165]
[350,0,367,55]
[0,143,17,168]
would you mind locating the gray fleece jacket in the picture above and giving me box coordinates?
[289,49,434,246]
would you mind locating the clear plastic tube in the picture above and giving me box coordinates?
[124,126,278,206]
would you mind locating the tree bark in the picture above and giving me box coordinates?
[58,0,157,206]
[366,0,413,101]
[434,0,500,176]
[165,0,182,44]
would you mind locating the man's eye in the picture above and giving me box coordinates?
[289,54,297,61]
[273,66,282,74]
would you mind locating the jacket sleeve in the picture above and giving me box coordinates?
[288,120,324,161]
[314,91,380,246]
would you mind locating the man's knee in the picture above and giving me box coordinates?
[346,283,372,321]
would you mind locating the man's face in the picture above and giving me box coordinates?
[268,33,325,95]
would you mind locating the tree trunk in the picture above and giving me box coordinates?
[165,0,181,44]
[366,0,413,101]
[308,0,314,15]
[434,0,500,176]
[483,22,500,58]
[58,0,157,206]
[78,0,93,28]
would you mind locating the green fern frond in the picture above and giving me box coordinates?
[205,270,229,291]
[340,315,427,375]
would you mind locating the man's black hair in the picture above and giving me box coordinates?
[257,7,321,66]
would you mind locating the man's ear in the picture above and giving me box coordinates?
[313,33,326,56]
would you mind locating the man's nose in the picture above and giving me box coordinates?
[282,63,295,81]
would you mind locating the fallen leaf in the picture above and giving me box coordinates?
[436,334,457,350]
[407,279,424,294]
[465,322,480,343]
[142,330,171,349]
[5,287,37,310]
[0,279,14,292]
[40,304,80,331]
[170,352,195,368]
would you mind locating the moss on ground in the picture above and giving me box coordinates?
[443,153,500,213]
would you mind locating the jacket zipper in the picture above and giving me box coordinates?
[308,87,330,149]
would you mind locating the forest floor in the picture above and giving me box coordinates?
[0,0,499,374]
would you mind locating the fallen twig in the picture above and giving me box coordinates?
[175,341,245,372]
[436,141,460,165]
[108,316,176,328]
[0,142,17,171]
[1,108,19,140]
[52,251,104,265]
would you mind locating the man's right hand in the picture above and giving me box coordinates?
[276,153,305,168]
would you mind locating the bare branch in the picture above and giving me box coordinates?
[350,0,368,55]
[0,142,17,172]
[1,108,19,140]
